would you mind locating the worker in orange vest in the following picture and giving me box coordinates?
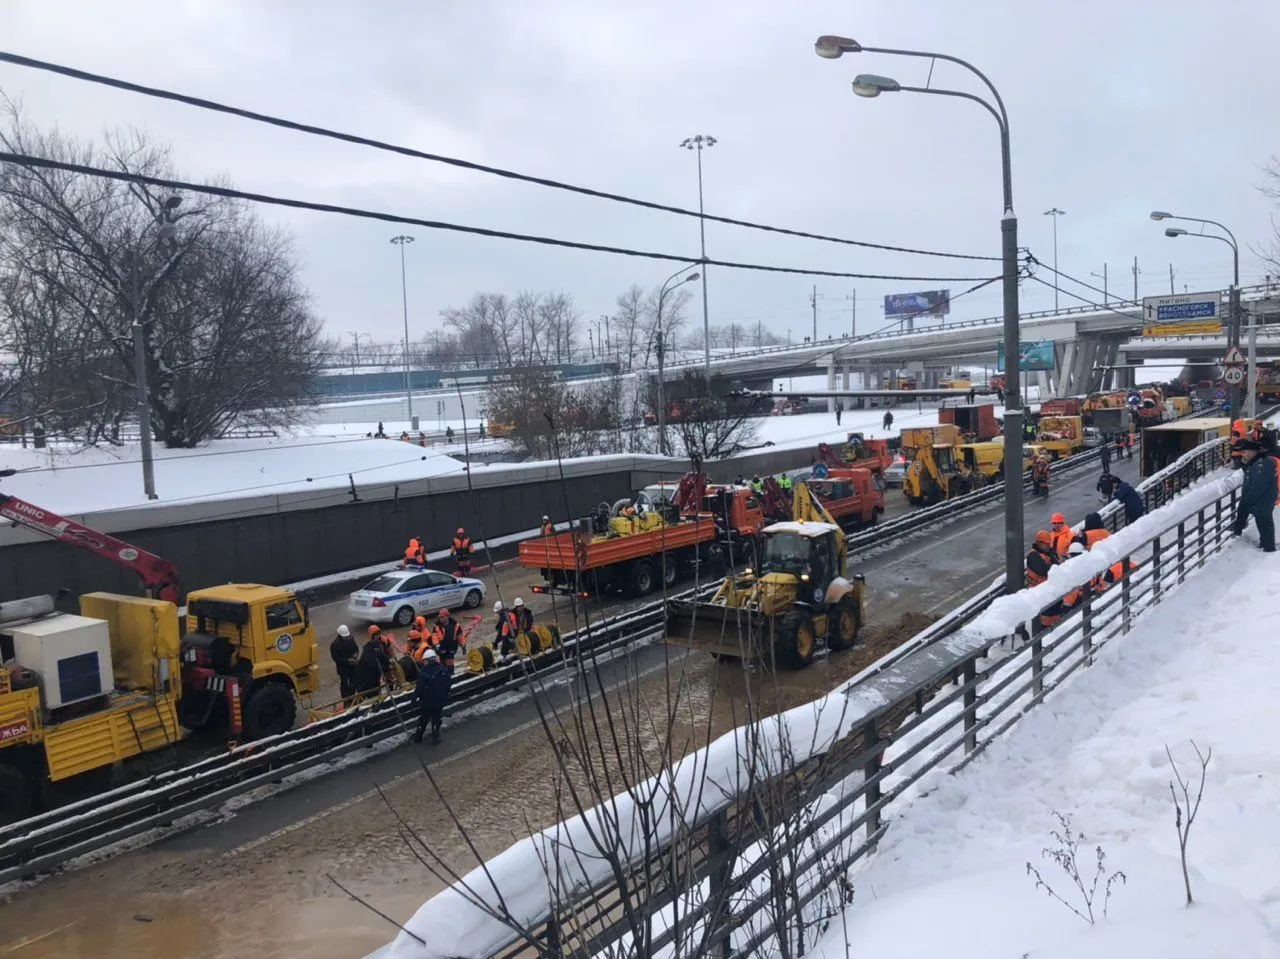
[1039,542,1085,628]
[492,600,520,659]
[403,535,425,568]
[1024,531,1057,587]
[452,528,473,576]
[1075,512,1110,550]
[540,515,554,536]
[427,608,463,668]
[1050,513,1074,560]
[407,615,429,651]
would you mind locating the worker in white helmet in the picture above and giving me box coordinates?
[329,624,359,701]
[512,596,533,632]
[493,599,519,660]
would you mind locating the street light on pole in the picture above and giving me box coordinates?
[679,134,716,374]
[1043,207,1066,312]
[390,235,416,427]
[653,266,701,456]
[817,35,1025,593]
[1151,211,1246,416]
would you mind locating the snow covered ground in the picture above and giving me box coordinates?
[0,434,468,515]
[812,544,1280,959]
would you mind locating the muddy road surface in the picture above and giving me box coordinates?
[0,459,1132,958]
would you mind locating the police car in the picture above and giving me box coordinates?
[346,568,486,626]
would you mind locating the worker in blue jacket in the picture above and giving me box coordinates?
[1232,441,1277,553]
[1102,475,1145,526]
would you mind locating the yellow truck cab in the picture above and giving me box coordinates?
[181,584,319,738]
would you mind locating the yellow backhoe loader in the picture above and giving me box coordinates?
[663,483,865,670]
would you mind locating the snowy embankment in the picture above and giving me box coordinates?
[812,543,1280,959]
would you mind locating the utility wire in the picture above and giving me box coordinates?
[0,50,999,264]
[0,150,994,284]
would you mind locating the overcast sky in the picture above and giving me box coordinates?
[4,0,1279,352]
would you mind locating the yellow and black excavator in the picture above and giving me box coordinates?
[900,425,984,505]
[663,482,866,670]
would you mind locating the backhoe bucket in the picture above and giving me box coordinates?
[664,598,771,662]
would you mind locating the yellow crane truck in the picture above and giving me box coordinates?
[664,483,865,671]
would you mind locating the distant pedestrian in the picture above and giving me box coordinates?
[1232,441,1277,552]
[1099,441,1111,475]
[968,388,976,404]
[882,411,894,431]
[835,407,842,426]
[412,648,453,744]
[445,426,455,444]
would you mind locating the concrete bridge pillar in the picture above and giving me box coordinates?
[1099,338,1120,390]
[827,361,836,412]
[1056,342,1077,398]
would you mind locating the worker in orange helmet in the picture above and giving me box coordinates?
[452,527,473,576]
[1049,512,1074,560]
[1024,530,1057,588]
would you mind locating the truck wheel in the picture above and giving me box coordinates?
[774,610,816,670]
[826,596,861,652]
[629,561,656,597]
[243,683,298,740]
[663,556,680,588]
[0,762,33,826]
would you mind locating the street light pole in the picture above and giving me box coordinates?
[679,134,717,373]
[652,266,701,455]
[390,235,416,426]
[1151,212,1245,415]
[818,36,1025,593]
[1043,208,1065,312]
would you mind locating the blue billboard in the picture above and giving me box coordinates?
[883,290,951,319]
[996,340,1056,372]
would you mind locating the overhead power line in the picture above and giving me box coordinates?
[0,50,999,263]
[0,150,995,284]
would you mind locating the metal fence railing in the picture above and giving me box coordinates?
[388,433,1241,959]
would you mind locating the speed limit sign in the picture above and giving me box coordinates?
[1224,367,1245,386]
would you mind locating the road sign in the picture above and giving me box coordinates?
[1224,367,1245,386]
[1142,291,1223,337]
[811,462,830,479]
[1223,345,1246,366]
[1214,388,1227,400]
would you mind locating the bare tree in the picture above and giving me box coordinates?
[485,369,625,459]
[655,370,764,460]
[0,100,326,448]
[1166,740,1212,907]
[611,284,646,372]
[1259,157,1280,279]
[538,292,581,363]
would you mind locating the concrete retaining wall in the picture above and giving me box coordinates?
[0,444,823,604]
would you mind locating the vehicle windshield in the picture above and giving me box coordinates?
[760,532,809,573]
[363,575,404,593]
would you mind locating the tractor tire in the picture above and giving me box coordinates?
[393,605,416,627]
[243,683,298,740]
[629,560,656,597]
[663,555,680,588]
[463,589,483,609]
[826,596,862,652]
[774,610,816,671]
[0,762,33,826]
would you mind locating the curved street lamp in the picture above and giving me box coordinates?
[817,35,1025,593]
[1151,210,1247,416]
[653,266,702,455]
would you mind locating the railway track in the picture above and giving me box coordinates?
[0,415,1214,885]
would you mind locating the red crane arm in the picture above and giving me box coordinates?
[0,492,183,604]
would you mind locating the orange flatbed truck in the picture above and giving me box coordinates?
[521,514,725,599]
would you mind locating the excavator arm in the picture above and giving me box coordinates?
[760,476,792,522]
[0,477,182,604]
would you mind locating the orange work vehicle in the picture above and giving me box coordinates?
[519,471,766,598]
[806,467,885,528]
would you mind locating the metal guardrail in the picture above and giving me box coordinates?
[476,433,1240,959]
[0,408,1232,884]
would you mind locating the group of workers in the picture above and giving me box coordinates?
[1230,419,1278,553]
[403,528,473,576]
[328,591,539,746]
[1024,510,1130,630]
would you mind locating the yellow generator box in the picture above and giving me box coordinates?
[79,592,181,695]
[901,424,961,450]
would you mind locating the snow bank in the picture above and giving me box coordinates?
[380,683,892,958]
[811,545,1280,957]
[0,434,467,514]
